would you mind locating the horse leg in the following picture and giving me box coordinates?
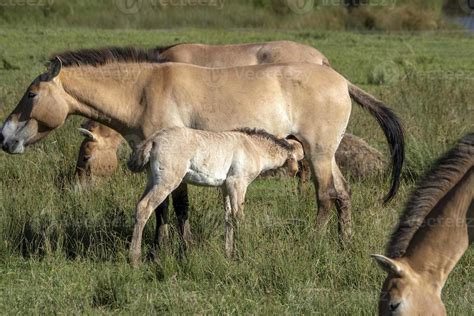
[130,185,172,267]
[309,153,337,233]
[332,160,353,243]
[224,180,248,258]
[153,197,170,252]
[297,158,311,195]
[172,183,192,255]
[222,188,235,258]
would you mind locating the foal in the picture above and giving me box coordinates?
[127,127,304,265]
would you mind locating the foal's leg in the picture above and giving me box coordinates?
[224,180,248,258]
[130,185,173,266]
[222,188,235,258]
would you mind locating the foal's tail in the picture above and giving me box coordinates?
[127,140,154,173]
[348,82,405,204]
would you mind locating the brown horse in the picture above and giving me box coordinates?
[372,133,473,315]
[75,120,123,181]
[0,48,404,248]
[74,41,327,179]
[68,42,397,250]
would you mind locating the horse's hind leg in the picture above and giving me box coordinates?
[153,197,170,251]
[172,183,192,256]
[332,161,352,242]
[309,155,337,233]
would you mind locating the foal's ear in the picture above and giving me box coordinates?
[371,254,405,277]
[46,57,62,80]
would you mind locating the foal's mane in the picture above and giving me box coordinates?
[234,128,294,151]
[386,133,474,258]
[49,45,181,68]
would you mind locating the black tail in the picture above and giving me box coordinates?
[348,82,405,203]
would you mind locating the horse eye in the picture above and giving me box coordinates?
[28,92,37,99]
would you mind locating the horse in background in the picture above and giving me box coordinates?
[75,120,123,181]
[372,133,473,315]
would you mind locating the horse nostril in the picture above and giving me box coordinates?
[389,302,401,311]
[0,133,4,144]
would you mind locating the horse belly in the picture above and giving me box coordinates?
[183,169,226,187]
[183,157,230,187]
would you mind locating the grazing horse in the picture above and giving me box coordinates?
[127,127,305,264]
[372,133,473,315]
[75,120,123,181]
[0,48,404,247]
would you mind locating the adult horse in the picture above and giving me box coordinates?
[69,42,399,251]
[372,133,473,315]
[0,48,404,249]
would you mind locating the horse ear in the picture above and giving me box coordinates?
[47,57,62,80]
[371,254,405,277]
[78,128,98,142]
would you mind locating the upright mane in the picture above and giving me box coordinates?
[49,45,180,68]
[233,128,294,151]
[386,133,474,258]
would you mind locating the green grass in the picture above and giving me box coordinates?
[0,0,461,30]
[0,28,473,314]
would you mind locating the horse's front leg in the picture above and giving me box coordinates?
[172,183,192,255]
[224,180,248,258]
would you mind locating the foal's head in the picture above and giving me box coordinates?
[75,121,123,180]
[1,58,68,154]
[285,139,305,177]
[372,254,446,316]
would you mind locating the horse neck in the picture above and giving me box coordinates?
[60,65,148,140]
[403,169,473,289]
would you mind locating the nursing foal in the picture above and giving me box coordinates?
[127,127,304,265]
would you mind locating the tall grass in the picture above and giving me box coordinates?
[0,28,472,313]
[0,0,459,30]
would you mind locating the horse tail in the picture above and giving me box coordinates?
[348,82,405,204]
[127,139,154,173]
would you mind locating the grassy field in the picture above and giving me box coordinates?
[0,27,473,314]
[0,0,463,30]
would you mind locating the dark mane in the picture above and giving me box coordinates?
[233,128,294,151]
[49,45,180,68]
[386,133,474,258]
